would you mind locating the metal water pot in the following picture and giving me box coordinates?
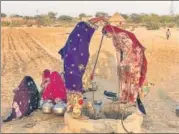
[39,99,45,109]
[41,100,54,114]
[52,101,66,115]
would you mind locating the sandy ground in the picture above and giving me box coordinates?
[1,26,179,133]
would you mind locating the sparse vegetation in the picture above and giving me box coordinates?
[146,22,160,30]
[26,22,33,27]
[10,21,21,27]
[1,13,7,18]
[121,14,128,20]
[48,12,57,23]
[23,16,34,20]
[1,21,10,26]
[34,14,53,26]
[173,15,179,27]
[58,15,73,22]
[79,13,87,20]
[167,23,175,28]
[95,12,109,17]
[1,12,179,28]
[10,14,23,18]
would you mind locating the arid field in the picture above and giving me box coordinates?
[1,26,179,133]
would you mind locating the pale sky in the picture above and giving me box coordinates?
[1,1,179,17]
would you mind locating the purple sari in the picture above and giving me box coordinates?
[59,21,95,92]
[3,76,40,122]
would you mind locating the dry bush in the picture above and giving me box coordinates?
[26,23,33,27]
[10,21,21,27]
[1,21,10,27]
[146,22,160,30]
[167,23,175,28]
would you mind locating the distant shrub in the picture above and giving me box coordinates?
[177,23,179,28]
[174,15,179,27]
[1,13,7,18]
[1,21,10,26]
[26,22,33,27]
[167,23,175,28]
[146,22,160,30]
[10,21,21,27]
[160,23,167,28]
[58,15,73,22]
[37,24,41,28]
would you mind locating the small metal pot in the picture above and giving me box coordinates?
[94,100,103,105]
[41,100,54,114]
[39,99,45,109]
[93,100,103,119]
[52,101,66,116]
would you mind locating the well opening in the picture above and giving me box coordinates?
[61,100,143,133]
[82,101,134,120]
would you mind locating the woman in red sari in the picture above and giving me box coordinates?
[102,24,147,114]
[41,70,67,103]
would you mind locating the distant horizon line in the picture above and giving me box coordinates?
[2,12,178,17]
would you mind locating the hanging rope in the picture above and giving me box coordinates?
[90,34,105,81]
[121,104,134,134]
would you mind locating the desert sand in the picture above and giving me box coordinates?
[1,26,179,133]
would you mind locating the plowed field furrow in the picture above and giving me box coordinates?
[1,31,10,74]
[9,35,25,64]
[7,36,13,51]
[16,29,26,51]
[14,33,27,64]
[1,28,60,106]
[1,28,59,76]
[1,30,6,49]
[19,37,35,63]
[2,30,10,50]
[21,32,39,53]
[13,29,26,53]
[21,29,58,60]
[18,36,37,65]
[1,38,6,72]
[21,37,33,51]
[7,36,19,68]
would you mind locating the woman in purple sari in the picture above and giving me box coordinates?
[59,17,106,118]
